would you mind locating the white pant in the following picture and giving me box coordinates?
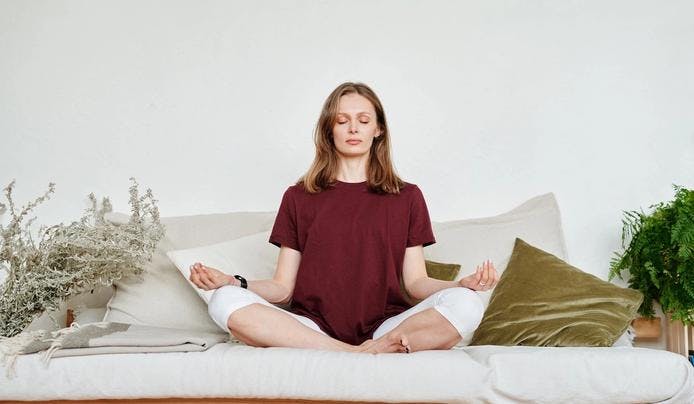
[208,285,485,346]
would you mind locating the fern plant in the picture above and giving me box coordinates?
[609,184,694,325]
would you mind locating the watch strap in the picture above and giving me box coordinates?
[233,274,248,289]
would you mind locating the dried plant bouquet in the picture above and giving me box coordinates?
[0,178,164,338]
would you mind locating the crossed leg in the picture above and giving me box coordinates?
[227,303,414,354]
[209,286,375,353]
[363,287,485,353]
[361,307,461,354]
[208,285,483,354]
[226,303,368,352]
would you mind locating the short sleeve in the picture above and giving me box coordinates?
[268,187,301,252]
[407,185,436,248]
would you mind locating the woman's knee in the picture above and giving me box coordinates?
[207,285,257,331]
[208,285,245,314]
[436,287,485,332]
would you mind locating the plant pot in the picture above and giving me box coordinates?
[631,316,661,339]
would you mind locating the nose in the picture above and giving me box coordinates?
[349,120,358,134]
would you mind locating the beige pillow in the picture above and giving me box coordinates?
[427,192,568,310]
[166,230,276,304]
[103,211,277,334]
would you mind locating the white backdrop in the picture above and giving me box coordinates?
[1,0,693,285]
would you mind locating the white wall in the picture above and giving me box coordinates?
[2,0,693,283]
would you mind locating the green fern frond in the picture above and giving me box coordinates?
[610,184,694,325]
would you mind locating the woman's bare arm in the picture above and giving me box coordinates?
[252,246,301,304]
[402,245,458,300]
[189,245,301,304]
[401,245,500,300]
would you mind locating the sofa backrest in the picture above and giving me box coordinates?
[26,192,568,334]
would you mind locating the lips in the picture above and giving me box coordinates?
[346,139,362,145]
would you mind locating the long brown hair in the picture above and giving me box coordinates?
[297,82,404,194]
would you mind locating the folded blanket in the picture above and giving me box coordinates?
[0,322,229,378]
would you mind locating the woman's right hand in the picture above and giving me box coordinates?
[458,259,499,292]
[189,262,235,290]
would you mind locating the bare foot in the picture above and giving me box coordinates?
[342,338,374,353]
[353,338,373,352]
[360,332,410,354]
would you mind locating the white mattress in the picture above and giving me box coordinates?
[1,343,692,403]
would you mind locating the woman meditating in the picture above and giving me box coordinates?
[189,82,499,354]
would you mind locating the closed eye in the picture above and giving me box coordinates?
[336,120,370,125]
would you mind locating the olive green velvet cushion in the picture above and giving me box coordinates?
[470,238,643,347]
[425,259,461,281]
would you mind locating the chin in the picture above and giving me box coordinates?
[337,148,370,158]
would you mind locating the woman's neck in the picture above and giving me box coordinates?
[336,156,369,183]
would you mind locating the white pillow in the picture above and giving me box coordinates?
[166,230,277,304]
[428,192,568,310]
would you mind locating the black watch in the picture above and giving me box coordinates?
[233,274,248,289]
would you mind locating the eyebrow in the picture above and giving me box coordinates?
[336,112,372,117]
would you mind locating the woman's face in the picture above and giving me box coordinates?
[332,93,381,158]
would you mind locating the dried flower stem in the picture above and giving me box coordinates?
[0,178,164,337]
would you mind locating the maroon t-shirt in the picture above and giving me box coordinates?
[268,180,436,345]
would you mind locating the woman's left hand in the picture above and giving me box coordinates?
[458,260,499,291]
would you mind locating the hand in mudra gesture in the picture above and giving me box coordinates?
[189,262,234,290]
[458,260,499,291]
